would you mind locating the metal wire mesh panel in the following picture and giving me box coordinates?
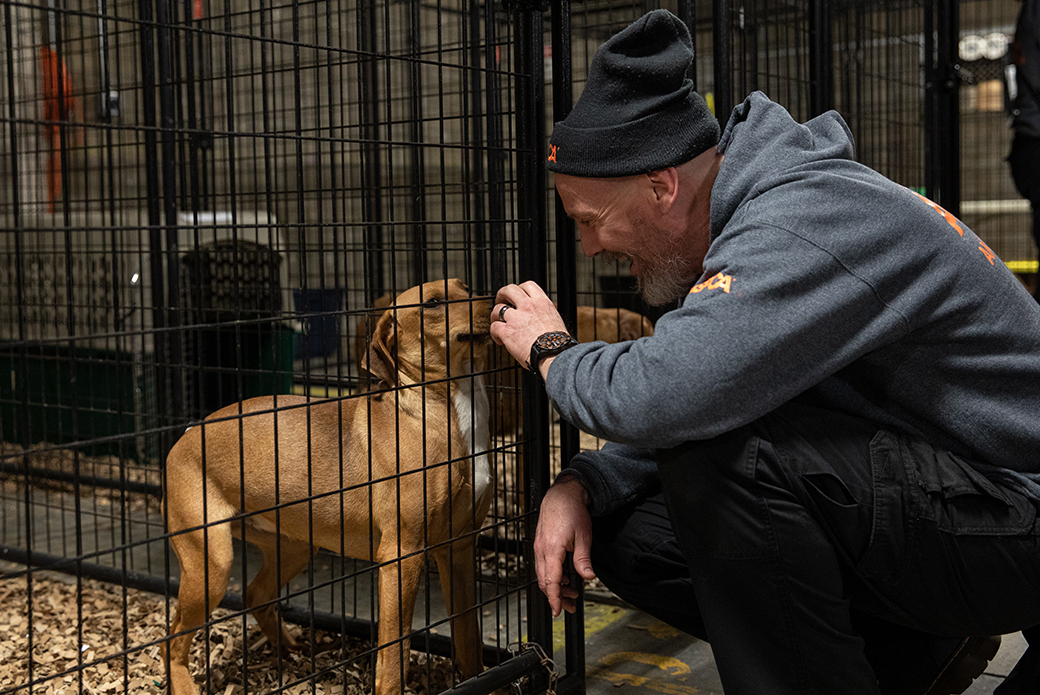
[958,1,1034,277]
[1,0,536,693]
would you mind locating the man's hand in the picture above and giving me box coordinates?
[533,476,597,617]
[490,281,569,371]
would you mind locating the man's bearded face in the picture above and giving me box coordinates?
[603,213,699,306]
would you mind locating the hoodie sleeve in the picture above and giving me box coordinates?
[558,441,660,517]
[544,214,912,449]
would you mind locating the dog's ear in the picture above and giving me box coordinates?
[362,309,397,386]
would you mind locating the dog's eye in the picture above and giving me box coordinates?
[422,297,444,309]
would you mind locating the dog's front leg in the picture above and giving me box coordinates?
[375,551,424,695]
[433,537,484,683]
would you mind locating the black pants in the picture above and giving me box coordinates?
[590,402,1040,694]
[1009,133,1040,301]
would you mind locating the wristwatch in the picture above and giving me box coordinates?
[527,331,579,380]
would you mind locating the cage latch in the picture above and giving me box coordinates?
[508,641,559,695]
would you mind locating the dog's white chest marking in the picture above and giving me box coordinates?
[454,365,491,510]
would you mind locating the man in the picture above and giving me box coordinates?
[1008,0,1040,302]
[489,9,1040,695]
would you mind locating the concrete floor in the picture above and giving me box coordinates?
[568,598,1027,695]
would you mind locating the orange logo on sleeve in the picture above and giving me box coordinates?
[911,191,963,237]
[978,239,996,265]
[690,272,733,295]
[548,144,558,163]
[910,189,1000,266]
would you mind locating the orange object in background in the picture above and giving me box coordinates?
[40,45,81,212]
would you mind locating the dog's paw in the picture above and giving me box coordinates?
[278,628,311,656]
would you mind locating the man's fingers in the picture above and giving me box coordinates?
[535,542,568,617]
[495,283,528,308]
[571,534,597,581]
[535,529,584,618]
[518,280,550,302]
[496,281,555,313]
[491,302,515,326]
[534,477,596,617]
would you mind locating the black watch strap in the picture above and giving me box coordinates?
[527,331,578,381]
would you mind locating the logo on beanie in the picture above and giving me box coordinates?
[548,144,558,163]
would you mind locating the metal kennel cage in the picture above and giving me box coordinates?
[1,0,555,693]
[1,0,1033,694]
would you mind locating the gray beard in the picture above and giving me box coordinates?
[603,247,697,307]
[637,257,697,306]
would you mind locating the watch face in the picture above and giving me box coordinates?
[537,332,571,350]
[528,331,577,377]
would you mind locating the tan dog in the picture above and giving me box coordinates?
[163,278,494,695]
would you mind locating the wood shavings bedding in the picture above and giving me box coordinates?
[0,573,455,695]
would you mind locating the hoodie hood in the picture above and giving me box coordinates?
[710,92,857,239]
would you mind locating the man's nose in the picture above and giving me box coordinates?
[578,229,603,258]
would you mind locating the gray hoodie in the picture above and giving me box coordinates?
[549,92,1040,516]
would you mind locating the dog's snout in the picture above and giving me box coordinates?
[457,317,492,340]
[458,332,492,345]
[457,304,491,343]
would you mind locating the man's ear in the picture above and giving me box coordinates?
[361,310,397,386]
[645,167,680,211]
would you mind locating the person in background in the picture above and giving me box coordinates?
[1008,0,1040,301]
[490,9,1040,695]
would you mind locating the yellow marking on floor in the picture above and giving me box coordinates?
[588,669,703,694]
[647,620,682,640]
[551,602,627,654]
[600,652,690,676]
[538,604,715,694]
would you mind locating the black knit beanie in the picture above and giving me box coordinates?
[547,9,720,178]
